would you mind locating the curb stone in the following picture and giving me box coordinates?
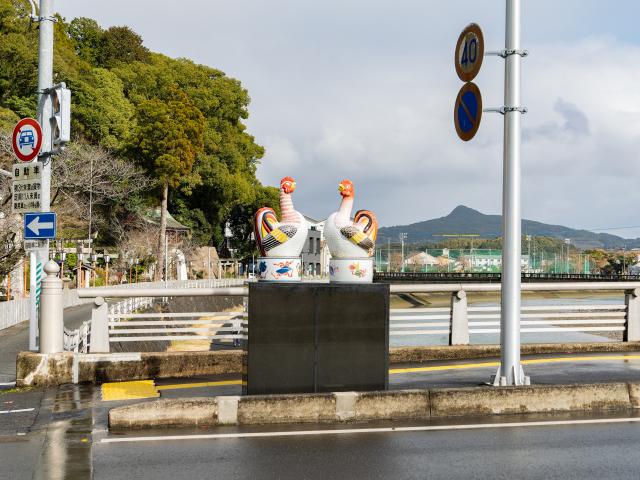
[108,382,639,430]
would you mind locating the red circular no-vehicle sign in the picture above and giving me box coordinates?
[12,118,43,162]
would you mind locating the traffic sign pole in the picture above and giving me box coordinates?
[30,0,55,351]
[496,0,527,386]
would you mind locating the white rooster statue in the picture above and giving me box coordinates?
[325,179,378,282]
[254,177,308,281]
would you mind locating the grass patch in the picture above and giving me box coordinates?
[0,386,34,396]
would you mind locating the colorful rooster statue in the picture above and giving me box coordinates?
[254,177,308,281]
[324,179,378,283]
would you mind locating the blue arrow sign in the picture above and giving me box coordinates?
[24,212,56,239]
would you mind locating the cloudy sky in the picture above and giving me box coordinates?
[56,1,640,238]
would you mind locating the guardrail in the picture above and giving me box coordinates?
[72,281,640,353]
[1,279,245,333]
[108,311,247,345]
[59,279,245,351]
[0,289,92,331]
[376,272,640,284]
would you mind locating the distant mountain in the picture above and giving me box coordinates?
[378,205,640,249]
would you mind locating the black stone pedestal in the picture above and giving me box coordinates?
[243,282,389,395]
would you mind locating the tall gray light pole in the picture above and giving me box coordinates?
[495,0,528,386]
[399,233,407,273]
[29,0,55,350]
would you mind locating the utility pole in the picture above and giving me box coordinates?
[495,0,528,386]
[387,238,391,273]
[28,0,54,351]
[399,233,407,273]
[88,154,93,241]
[526,235,531,273]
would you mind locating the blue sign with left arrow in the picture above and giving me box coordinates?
[24,212,56,239]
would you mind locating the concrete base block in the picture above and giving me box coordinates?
[335,392,357,421]
[16,350,244,387]
[629,383,640,408]
[109,398,218,430]
[238,394,337,425]
[217,396,239,425]
[16,352,74,387]
[354,390,430,421]
[108,383,636,430]
[430,383,631,417]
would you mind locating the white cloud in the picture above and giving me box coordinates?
[55,1,640,238]
[259,136,301,186]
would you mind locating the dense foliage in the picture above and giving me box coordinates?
[0,0,278,269]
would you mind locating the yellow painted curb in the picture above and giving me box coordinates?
[157,380,244,391]
[102,380,160,401]
[390,355,640,375]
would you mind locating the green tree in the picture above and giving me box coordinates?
[114,55,265,247]
[97,26,150,68]
[0,106,18,130]
[225,184,280,260]
[71,68,134,149]
[0,1,272,268]
[67,17,103,65]
[130,87,205,280]
[0,0,38,116]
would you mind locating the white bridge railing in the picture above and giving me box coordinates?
[390,304,628,344]
[108,311,247,344]
[62,279,245,352]
[72,282,640,353]
[1,289,92,332]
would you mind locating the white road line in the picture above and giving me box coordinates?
[0,408,35,414]
[0,382,16,387]
[101,417,640,444]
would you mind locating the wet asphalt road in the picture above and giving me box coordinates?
[0,353,638,479]
[6,386,640,480]
[93,417,640,480]
[0,384,93,480]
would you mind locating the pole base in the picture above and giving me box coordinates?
[490,364,530,387]
[329,258,373,283]
[256,257,302,282]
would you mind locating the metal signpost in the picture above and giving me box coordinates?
[453,0,529,386]
[496,0,528,386]
[14,0,69,351]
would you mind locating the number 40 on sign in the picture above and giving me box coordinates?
[455,23,484,83]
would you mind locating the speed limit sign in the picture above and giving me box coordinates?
[455,23,484,82]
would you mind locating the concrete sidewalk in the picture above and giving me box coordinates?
[0,322,28,384]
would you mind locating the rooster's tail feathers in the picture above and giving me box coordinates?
[354,210,378,242]
[254,207,278,256]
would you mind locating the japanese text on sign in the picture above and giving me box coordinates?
[12,162,43,213]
